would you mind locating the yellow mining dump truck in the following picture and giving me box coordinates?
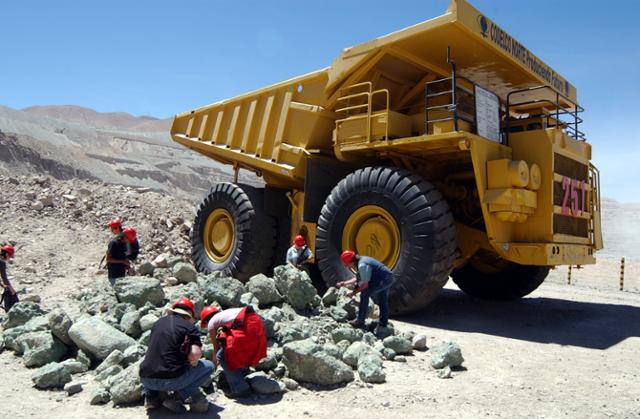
[171,0,603,314]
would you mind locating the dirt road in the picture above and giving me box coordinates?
[1,279,638,419]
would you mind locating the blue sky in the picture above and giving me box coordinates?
[1,0,638,202]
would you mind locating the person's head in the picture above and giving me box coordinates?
[340,250,357,270]
[293,235,305,249]
[169,297,196,323]
[1,244,15,261]
[108,219,123,235]
[199,305,220,329]
[123,227,137,244]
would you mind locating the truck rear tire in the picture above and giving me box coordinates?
[191,183,276,281]
[316,167,456,315]
[451,252,549,300]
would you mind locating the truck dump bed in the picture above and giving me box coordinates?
[171,0,577,189]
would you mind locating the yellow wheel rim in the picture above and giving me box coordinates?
[203,208,235,263]
[342,205,401,268]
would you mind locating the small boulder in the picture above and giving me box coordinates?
[77,278,118,315]
[2,302,46,329]
[114,277,165,308]
[64,380,85,395]
[437,365,453,379]
[382,336,413,355]
[331,328,364,344]
[95,365,123,383]
[321,287,339,307]
[32,362,72,389]
[255,350,279,372]
[48,308,73,346]
[123,345,147,367]
[272,265,319,311]
[247,274,283,306]
[342,341,381,368]
[137,261,155,276]
[412,334,427,351]
[283,339,354,385]
[240,292,260,306]
[18,331,68,368]
[95,349,124,374]
[172,262,197,283]
[358,354,386,383]
[326,306,349,322]
[109,363,143,405]
[152,254,169,268]
[246,371,285,394]
[90,388,111,405]
[139,314,159,333]
[199,275,246,308]
[281,377,299,391]
[3,316,50,353]
[120,311,142,338]
[68,317,136,361]
[61,359,87,375]
[430,341,464,369]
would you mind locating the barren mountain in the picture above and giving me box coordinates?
[0,105,258,199]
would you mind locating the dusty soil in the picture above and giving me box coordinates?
[0,176,638,418]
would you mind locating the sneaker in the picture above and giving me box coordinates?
[348,319,365,329]
[224,388,252,399]
[188,392,209,413]
[162,393,187,414]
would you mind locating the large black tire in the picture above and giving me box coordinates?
[451,252,549,300]
[191,183,276,281]
[316,167,457,315]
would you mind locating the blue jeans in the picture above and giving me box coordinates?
[140,360,214,401]
[217,348,250,394]
[357,277,393,327]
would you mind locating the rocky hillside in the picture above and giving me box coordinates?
[0,105,258,199]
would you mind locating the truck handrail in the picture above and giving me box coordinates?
[336,83,390,144]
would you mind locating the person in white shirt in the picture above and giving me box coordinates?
[286,235,314,270]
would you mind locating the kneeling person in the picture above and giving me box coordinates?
[139,297,213,413]
[200,305,267,398]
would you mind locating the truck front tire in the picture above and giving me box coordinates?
[316,167,457,315]
[191,183,276,281]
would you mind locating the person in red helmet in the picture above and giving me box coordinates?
[108,219,123,235]
[286,234,314,270]
[336,250,394,330]
[105,231,129,285]
[139,297,213,413]
[123,227,140,275]
[0,244,19,312]
[200,304,266,399]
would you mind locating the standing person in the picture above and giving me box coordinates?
[200,305,267,399]
[286,235,314,270]
[0,245,19,312]
[139,297,213,413]
[123,227,139,275]
[336,250,394,330]
[106,233,129,286]
[108,219,123,235]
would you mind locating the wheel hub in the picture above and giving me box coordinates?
[204,208,235,262]
[342,205,400,268]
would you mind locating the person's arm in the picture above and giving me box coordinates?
[0,263,8,287]
[210,331,220,368]
[336,277,357,288]
[299,249,315,265]
[346,264,372,297]
[187,344,203,366]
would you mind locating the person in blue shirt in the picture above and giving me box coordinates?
[336,250,394,329]
[286,235,314,270]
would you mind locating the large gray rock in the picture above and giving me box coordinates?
[272,265,319,311]
[331,328,364,344]
[17,331,68,367]
[77,278,118,315]
[114,277,165,308]
[358,354,386,383]
[277,324,310,344]
[95,349,124,374]
[283,339,354,385]
[166,282,205,316]
[68,317,136,360]
[430,341,464,369]
[120,311,142,338]
[342,341,381,368]
[259,306,286,338]
[122,345,146,367]
[48,308,73,345]
[172,262,197,283]
[3,316,50,353]
[382,336,413,355]
[110,363,143,405]
[247,274,283,306]
[199,275,246,308]
[247,371,285,394]
[2,302,46,329]
[31,362,72,389]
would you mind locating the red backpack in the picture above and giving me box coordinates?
[217,306,267,371]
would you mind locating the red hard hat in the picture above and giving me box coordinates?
[1,245,15,258]
[294,235,305,247]
[199,305,220,328]
[123,227,137,242]
[171,297,195,317]
[108,219,122,229]
[341,250,356,265]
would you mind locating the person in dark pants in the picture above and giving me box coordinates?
[0,245,18,312]
[106,233,129,286]
[139,297,213,413]
[336,250,394,330]
[123,227,139,275]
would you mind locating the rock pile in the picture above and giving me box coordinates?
[0,259,465,408]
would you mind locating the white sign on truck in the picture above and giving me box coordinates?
[474,85,501,142]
